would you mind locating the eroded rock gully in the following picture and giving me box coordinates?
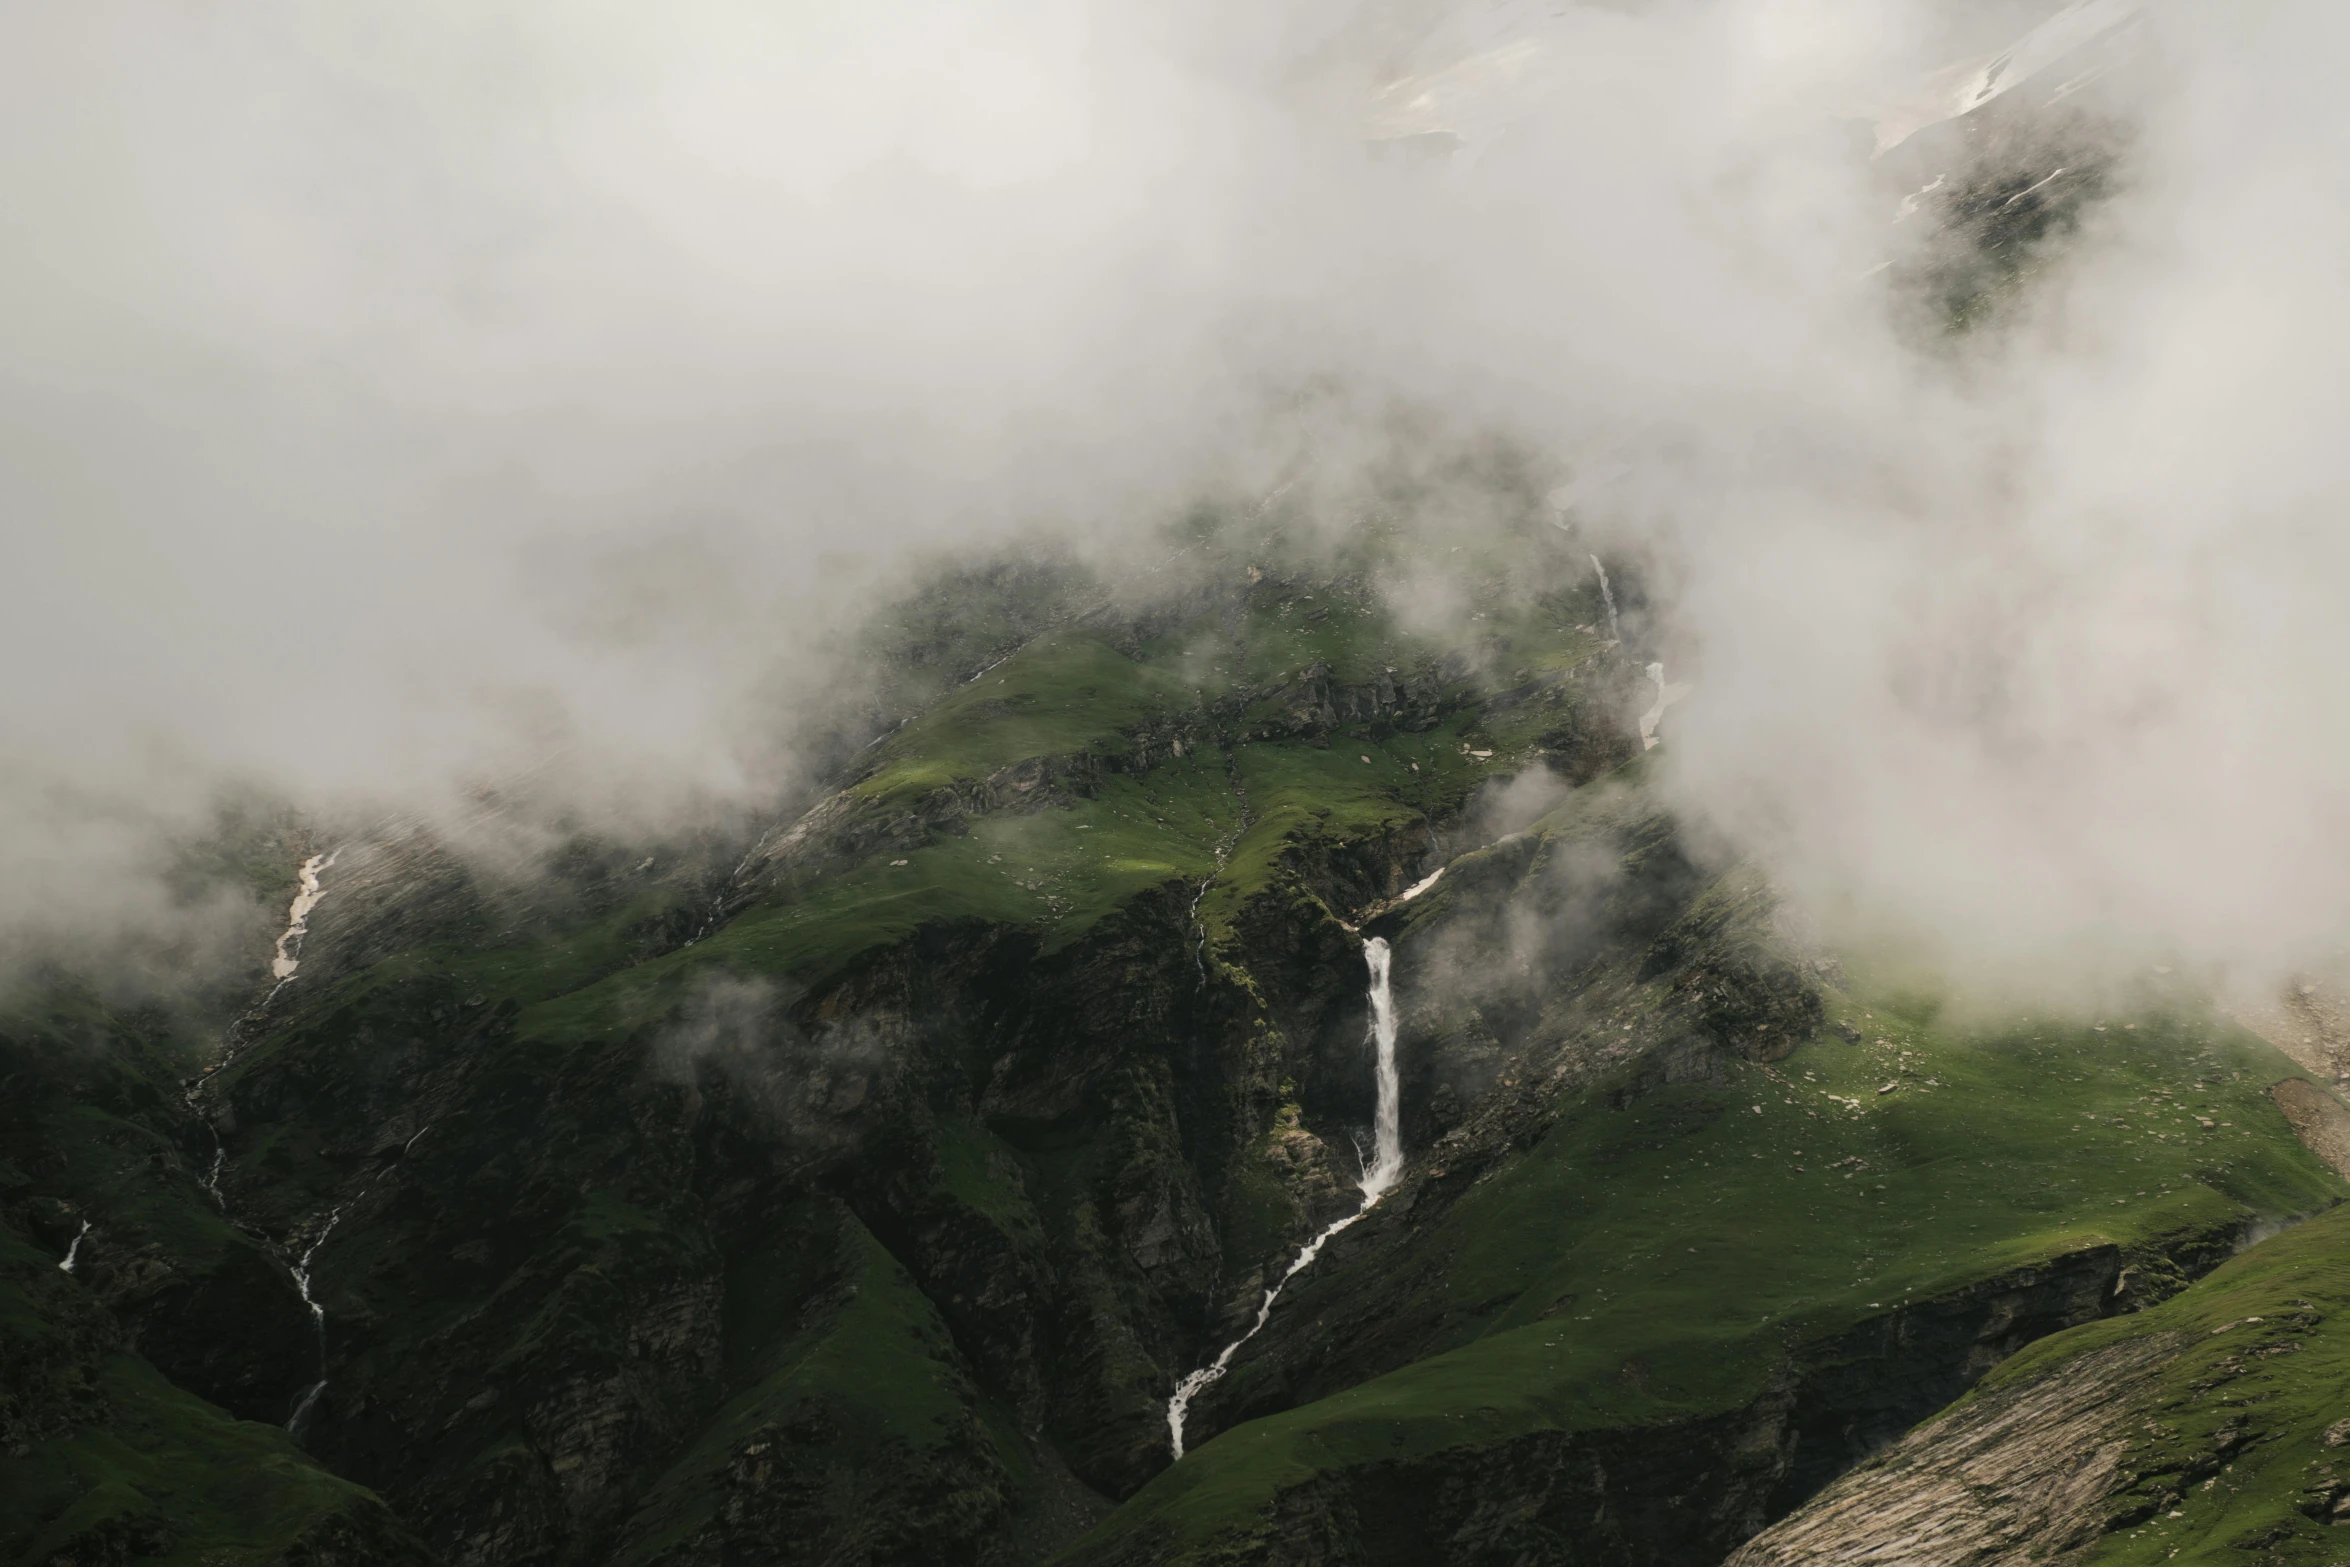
[1724,1336,2184,1567]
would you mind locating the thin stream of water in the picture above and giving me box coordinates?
[1638,661,1693,751]
[266,851,338,999]
[1590,555,1620,643]
[282,1122,434,1439]
[1165,938,1404,1459]
[57,1219,91,1274]
[284,1209,344,1436]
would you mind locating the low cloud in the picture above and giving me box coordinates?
[653,972,888,1141]
[7,1,2349,1009]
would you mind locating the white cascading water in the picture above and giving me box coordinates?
[282,1124,432,1439]
[285,1207,344,1435]
[1189,858,1228,986]
[1362,940,1403,1187]
[1589,555,1620,643]
[192,850,339,1211]
[1638,662,1693,751]
[269,851,338,993]
[57,1219,91,1274]
[1165,938,1404,1459]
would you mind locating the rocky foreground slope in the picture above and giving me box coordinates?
[5,518,2348,1567]
[1729,1191,2350,1567]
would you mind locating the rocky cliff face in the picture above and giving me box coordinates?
[1728,1201,2350,1567]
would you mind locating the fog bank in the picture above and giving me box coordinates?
[6,0,2347,1002]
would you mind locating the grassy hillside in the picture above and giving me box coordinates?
[122,541,1636,1564]
[2025,1201,2350,1565]
[1061,978,2346,1563]
[1729,1173,2350,1566]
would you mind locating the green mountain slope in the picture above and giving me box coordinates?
[133,525,1644,1563]
[6,526,2345,1567]
[1056,785,2346,1564]
[1,993,434,1567]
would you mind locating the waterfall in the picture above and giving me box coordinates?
[285,1207,343,1436]
[1545,484,1577,532]
[1590,555,1620,642]
[57,1219,91,1274]
[268,851,337,993]
[188,848,340,1221]
[1165,938,1405,1459]
[1361,938,1403,1197]
[1638,662,1693,751]
[282,1123,429,1440]
[1188,754,1253,986]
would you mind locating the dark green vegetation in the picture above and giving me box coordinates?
[2,987,435,1565]
[1063,826,2344,1564]
[5,510,2346,1567]
[2060,1200,2350,1565]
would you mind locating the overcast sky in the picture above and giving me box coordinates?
[6,0,2348,1003]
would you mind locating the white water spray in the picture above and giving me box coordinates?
[282,1123,431,1439]
[1188,873,1219,985]
[1589,555,1620,643]
[1165,938,1404,1459]
[285,1207,343,1435]
[1361,939,1403,1192]
[1638,662,1693,751]
[270,852,338,988]
[57,1219,91,1273]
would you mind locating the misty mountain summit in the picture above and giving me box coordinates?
[10,3,2350,1567]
